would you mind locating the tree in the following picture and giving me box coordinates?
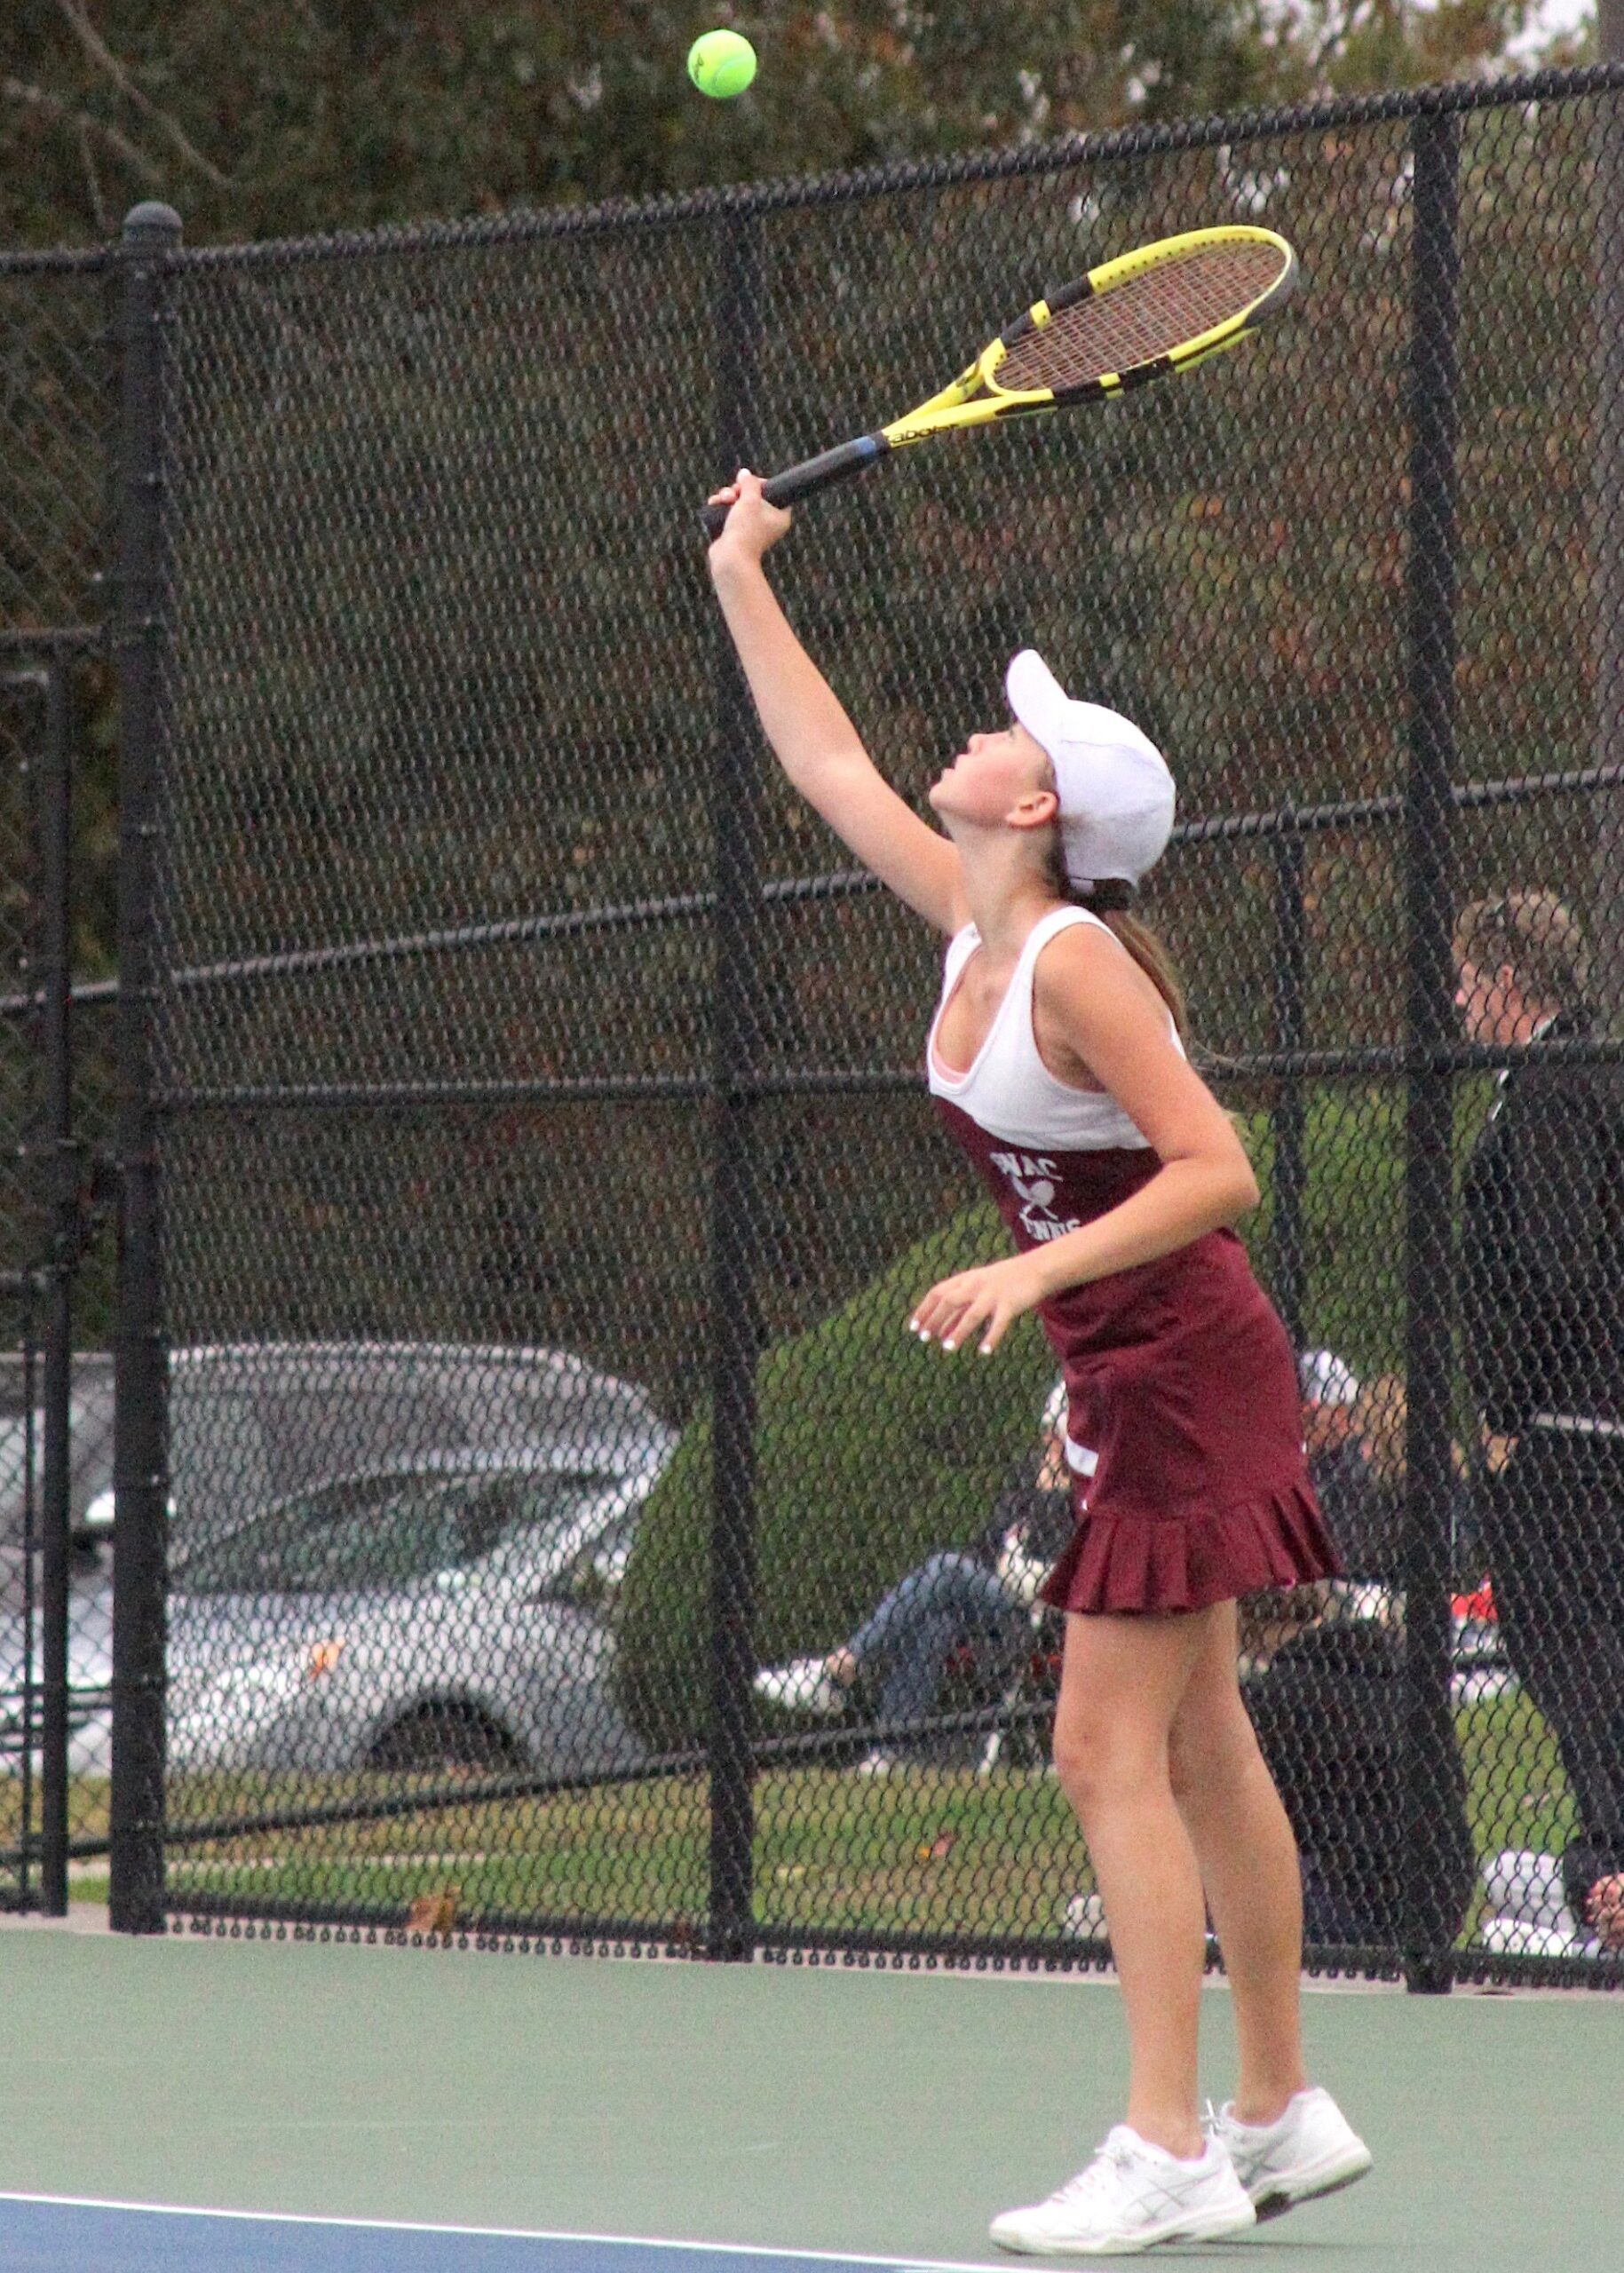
[2,0,1573,252]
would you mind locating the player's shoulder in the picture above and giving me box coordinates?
[1033,906,1118,966]
[1031,907,1148,1002]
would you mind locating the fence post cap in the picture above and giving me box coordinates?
[121,203,183,248]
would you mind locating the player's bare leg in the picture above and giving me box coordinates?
[1050,1605,1219,2160]
[1167,1599,1308,2123]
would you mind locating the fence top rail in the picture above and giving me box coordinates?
[0,243,112,279]
[21,58,1615,277]
[0,751,1616,1024]
[0,626,105,653]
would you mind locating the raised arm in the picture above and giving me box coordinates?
[706,471,963,932]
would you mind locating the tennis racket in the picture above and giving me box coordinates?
[700,226,1295,538]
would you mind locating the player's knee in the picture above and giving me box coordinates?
[1051,1710,1148,1810]
[1168,1699,1263,1810]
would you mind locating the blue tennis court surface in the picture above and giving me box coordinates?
[0,2199,1001,2273]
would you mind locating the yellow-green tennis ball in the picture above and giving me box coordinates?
[687,29,757,99]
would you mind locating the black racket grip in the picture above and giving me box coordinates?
[700,433,891,540]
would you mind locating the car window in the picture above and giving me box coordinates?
[456,1472,624,1565]
[172,1469,625,1596]
[0,1386,118,1545]
[254,1387,475,1499]
[174,1476,444,1596]
[0,1417,35,1542]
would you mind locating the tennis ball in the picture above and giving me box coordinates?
[687,28,757,99]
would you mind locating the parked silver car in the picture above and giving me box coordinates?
[2,1340,673,1553]
[164,1447,663,1775]
[1,1342,676,1778]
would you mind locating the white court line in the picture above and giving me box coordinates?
[0,2192,1010,2273]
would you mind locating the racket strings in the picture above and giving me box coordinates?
[998,241,1286,392]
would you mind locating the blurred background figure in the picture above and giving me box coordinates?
[1454,888,1624,1953]
[1349,1371,1493,1596]
[1295,1348,1386,1583]
[1237,1579,1476,1952]
[753,1380,1077,1773]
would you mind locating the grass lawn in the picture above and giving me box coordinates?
[17,1691,1577,1950]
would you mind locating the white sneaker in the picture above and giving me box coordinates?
[751,1657,846,1715]
[1480,1848,1571,1927]
[1206,2087,1372,2222]
[852,1748,896,1776]
[990,2126,1256,2255]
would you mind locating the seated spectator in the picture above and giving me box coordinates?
[1238,1581,1477,1953]
[1295,1348,1387,1580]
[752,1381,1077,1773]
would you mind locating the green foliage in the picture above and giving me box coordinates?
[1238,1085,1407,1377]
[1236,1070,1501,1382]
[1,0,1565,253]
[614,1198,1058,1751]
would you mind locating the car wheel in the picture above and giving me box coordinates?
[366,1702,521,1775]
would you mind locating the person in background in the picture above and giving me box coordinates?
[1295,1349,1387,1584]
[752,1380,1076,1773]
[1455,888,1624,1953]
[1348,1371,1494,1597]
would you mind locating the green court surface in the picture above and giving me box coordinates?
[3,1924,1620,2269]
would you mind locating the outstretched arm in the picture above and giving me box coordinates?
[707,471,963,932]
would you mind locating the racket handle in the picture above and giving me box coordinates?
[700,434,891,540]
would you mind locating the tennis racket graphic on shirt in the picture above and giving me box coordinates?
[700,226,1295,538]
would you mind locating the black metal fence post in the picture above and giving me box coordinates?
[109,200,180,1937]
[1400,112,1462,1998]
[1270,823,1308,1354]
[706,213,765,1961]
[36,654,76,1915]
[0,661,48,1915]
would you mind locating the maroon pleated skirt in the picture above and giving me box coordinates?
[936,1105,1342,1616]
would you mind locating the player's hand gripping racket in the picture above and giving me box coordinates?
[700,226,1295,539]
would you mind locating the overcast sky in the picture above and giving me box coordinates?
[1506,0,1596,55]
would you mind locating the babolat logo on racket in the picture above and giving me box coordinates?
[701,226,1296,535]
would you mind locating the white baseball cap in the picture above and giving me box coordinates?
[1297,1348,1361,1408]
[1006,649,1176,891]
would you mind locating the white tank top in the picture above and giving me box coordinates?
[925,904,1182,1152]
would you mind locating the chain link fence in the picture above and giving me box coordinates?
[5,65,1624,1984]
[0,240,119,1915]
[0,643,117,1913]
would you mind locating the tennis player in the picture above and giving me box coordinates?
[708,471,1373,2256]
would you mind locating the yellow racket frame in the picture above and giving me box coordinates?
[700,225,1296,536]
[881,226,1297,448]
